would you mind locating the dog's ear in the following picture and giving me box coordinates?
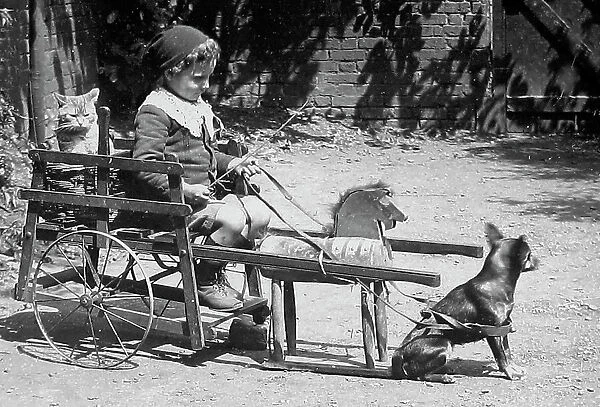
[484,223,503,246]
[516,236,538,271]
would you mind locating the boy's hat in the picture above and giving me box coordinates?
[143,25,208,78]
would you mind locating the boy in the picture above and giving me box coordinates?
[133,25,271,310]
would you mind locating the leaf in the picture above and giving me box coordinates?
[106,11,117,24]
[0,8,13,28]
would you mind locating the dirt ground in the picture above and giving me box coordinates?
[0,112,599,406]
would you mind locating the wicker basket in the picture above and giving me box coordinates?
[40,163,121,227]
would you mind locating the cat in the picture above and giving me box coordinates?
[45,88,101,154]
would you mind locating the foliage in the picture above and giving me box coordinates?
[97,1,406,113]
[0,90,15,133]
[97,1,176,111]
[0,8,13,28]
[0,10,16,135]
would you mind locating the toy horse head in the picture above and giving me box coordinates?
[331,181,407,240]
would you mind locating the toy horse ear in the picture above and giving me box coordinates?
[484,222,503,246]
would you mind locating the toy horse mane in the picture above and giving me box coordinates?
[319,181,393,236]
[329,180,393,219]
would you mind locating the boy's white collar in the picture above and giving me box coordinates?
[139,87,223,139]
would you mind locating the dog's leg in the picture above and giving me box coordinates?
[421,372,455,384]
[502,335,513,361]
[502,335,526,379]
[392,337,455,384]
[486,336,525,380]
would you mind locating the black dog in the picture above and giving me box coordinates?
[391,223,537,383]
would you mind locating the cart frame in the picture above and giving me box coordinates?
[14,107,483,371]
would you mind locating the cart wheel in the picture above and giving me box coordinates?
[252,304,270,325]
[31,230,154,369]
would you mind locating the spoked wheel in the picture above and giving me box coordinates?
[31,230,154,368]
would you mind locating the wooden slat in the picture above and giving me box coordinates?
[360,286,376,369]
[32,291,186,337]
[373,281,388,362]
[261,360,392,379]
[164,152,204,350]
[15,201,41,301]
[36,268,83,288]
[107,237,440,287]
[36,231,440,287]
[191,245,441,287]
[283,282,297,356]
[28,149,184,175]
[113,137,135,151]
[267,226,483,258]
[270,279,285,362]
[206,297,268,328]
[96,107,111,242]
[387,238,483,258]
[31,231,441,290]
[19,189,192,217]
[15,163,46,301]
[268,226,326,238]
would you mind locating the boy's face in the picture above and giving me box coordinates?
[166,58,216,102]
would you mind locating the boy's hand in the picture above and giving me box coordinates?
[184,183,212,209]
[228,157,261,177]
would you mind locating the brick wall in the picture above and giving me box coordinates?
[220,1,493,130]
[0,2,494,133]
[0,1,30,135]
[0,0,99,137]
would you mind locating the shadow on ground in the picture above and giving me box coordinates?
[0,308,266,370]
[465,135,600,222]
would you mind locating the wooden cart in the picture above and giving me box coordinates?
[14,107,483,372]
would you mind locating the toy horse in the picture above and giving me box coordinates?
[258,181,407,366]
[259,181,406,281]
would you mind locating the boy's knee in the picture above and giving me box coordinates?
[240,196,271,237]
[214,203,247,235]
[209,204,247,247]
[210,195,271,246]
[248,196,271,221]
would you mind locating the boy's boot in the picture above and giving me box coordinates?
[195,258,242,311]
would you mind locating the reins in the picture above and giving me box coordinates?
[242,175,337,264]
[207,102,512,338]
[250,174,512,338]
[205,98,338,264]
[247,171,513,337]
[259,166,327,229]
[350,278,514,337]
[208,99,310,191]
[248,169,512,338]
[206,99,334,262]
